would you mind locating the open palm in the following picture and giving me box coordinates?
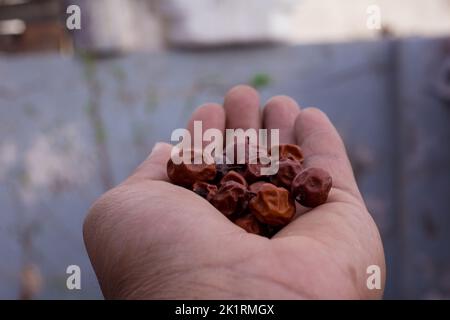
[83,85,385,299]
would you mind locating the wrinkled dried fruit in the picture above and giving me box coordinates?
[291,167,332,207]
[192,181,218,201]
[167,151,216,187]
[234,214,263,235]
[272,144,304,163]
[244,163,271,183]
[210,181,248,217]
[248,181,266,194]
[166,136,332,238]
[214,162,244,184]
[249,183,296,226]
[271,158,303,189]
[220,170,248,187]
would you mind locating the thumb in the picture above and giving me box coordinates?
[126,142,173,184]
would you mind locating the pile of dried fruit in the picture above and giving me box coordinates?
[167,144,332,238]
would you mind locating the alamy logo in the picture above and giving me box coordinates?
[66,5,81,30]
[366,5,382,30]
[171,121,280,175]
[366,265,381,290]
[66,265,81,290]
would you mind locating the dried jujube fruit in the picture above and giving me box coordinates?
[272,144,304,163]
[166,142,332,238]
[249,183,296,226]
[167,151,216,187]
[192,181,218,201]
[243,163,270,183]
[271,158,303,189]
[291,167,332,208]
[210,181,248,217]
[220,171,248,187]
[234,214,263,235]
[248,181,266,194]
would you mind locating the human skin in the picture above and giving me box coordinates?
[83,85,386,299]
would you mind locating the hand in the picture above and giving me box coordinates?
[83,85,385,299]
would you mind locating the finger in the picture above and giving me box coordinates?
[273,107,364,234]
[263,95,301,145]
[224,85,261,133]
[273,109,384,290]
[274,107,366,238]
[126,142,173,183]
[294,107,361,202]
[187,103,226,147]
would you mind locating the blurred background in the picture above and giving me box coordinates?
[1,0,450,299]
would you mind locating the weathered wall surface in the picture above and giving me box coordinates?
[70,0,450,51]
[1,37,449,299]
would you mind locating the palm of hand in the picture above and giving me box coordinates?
[84,86,385,299]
